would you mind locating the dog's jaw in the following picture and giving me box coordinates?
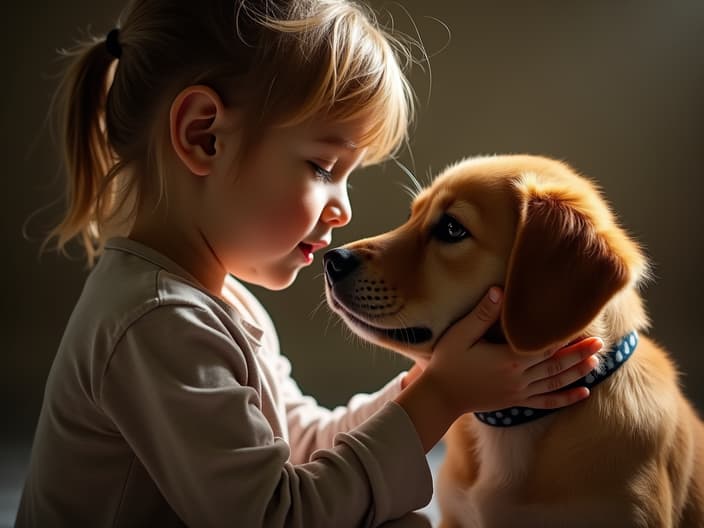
[323,252,438,355]
[326,292,434,349]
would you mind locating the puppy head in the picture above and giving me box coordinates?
[324,155,648,362]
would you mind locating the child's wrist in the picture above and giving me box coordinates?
[418,368,466,417]
[395,371,463,452]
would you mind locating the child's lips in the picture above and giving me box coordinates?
[298,241,327,263]
[298,242,314,263]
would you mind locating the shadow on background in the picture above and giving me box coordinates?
[3,1,703,525]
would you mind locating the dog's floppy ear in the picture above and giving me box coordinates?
[502,188,630,354]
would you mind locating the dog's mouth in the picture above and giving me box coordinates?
[330,298,433,345]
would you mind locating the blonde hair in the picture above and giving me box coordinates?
[45,0,417,265]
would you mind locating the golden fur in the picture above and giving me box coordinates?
[325,154,704,527]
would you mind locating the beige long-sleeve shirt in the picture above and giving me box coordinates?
[16,237,432,527]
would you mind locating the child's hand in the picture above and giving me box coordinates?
[422,287,602,416]
[396,286,602,452]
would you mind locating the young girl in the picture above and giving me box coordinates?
[17,1,602,526]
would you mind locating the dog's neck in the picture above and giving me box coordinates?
[587,287,650,350]
[475,330,639,427]
[484,321,507,344]
[476,287,649,428]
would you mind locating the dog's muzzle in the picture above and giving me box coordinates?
[323,248,433,346]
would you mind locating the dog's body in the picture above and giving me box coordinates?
[438,335,704,528]
[323,155,704,527]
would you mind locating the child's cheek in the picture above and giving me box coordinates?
[256,203,313,251]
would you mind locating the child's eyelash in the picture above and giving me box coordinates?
[308,161,333,182]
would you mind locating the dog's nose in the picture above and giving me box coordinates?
[323,248,359,284]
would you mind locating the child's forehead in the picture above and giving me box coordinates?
[313,134,359,152]
[296,116,374,149]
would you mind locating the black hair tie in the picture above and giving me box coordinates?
[105,28,122,59]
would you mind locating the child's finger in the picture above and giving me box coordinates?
[524,338,603,384]
[525,336,604,366]
[521,386,591,410]
[438,287,503,347]
[525,354,599,395]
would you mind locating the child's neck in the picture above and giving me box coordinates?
[128,223,227,298]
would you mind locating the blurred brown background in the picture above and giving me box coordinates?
[3,0,703,501]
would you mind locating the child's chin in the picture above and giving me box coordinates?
[260,269,300,291]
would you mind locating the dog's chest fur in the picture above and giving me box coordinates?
[471,419,551,485]
[443,419,552,527]
[441,415,634,528]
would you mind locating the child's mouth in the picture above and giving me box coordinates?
[298,242,314,263]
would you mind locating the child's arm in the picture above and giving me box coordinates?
[99,304,431,527]
[395,288,601,452]
[277,358,407,463]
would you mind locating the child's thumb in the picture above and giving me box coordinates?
[442,287,503,347]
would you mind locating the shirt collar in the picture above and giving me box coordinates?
[104,237,264,346]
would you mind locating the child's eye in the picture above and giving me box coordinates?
[308,161,333,182]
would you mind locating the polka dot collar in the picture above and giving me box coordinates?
[475,331,639,428]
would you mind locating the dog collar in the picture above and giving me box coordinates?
[474,331,639,427]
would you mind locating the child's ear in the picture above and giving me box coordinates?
[169,85,232,176]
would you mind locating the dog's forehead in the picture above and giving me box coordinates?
[412,164,517,220]
[412,155,597,217]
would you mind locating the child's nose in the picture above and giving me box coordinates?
[322,204,351,226]
[322,193,351,227]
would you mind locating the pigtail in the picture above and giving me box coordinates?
[45,35,119,266]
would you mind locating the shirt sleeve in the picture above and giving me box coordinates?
[99,304,431,528]
[273,352,408,464]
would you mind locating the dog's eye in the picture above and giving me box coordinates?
[432,214,470,242]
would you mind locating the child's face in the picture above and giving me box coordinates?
[202,117,369,290]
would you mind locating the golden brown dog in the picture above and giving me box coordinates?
[323,155,704,527]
